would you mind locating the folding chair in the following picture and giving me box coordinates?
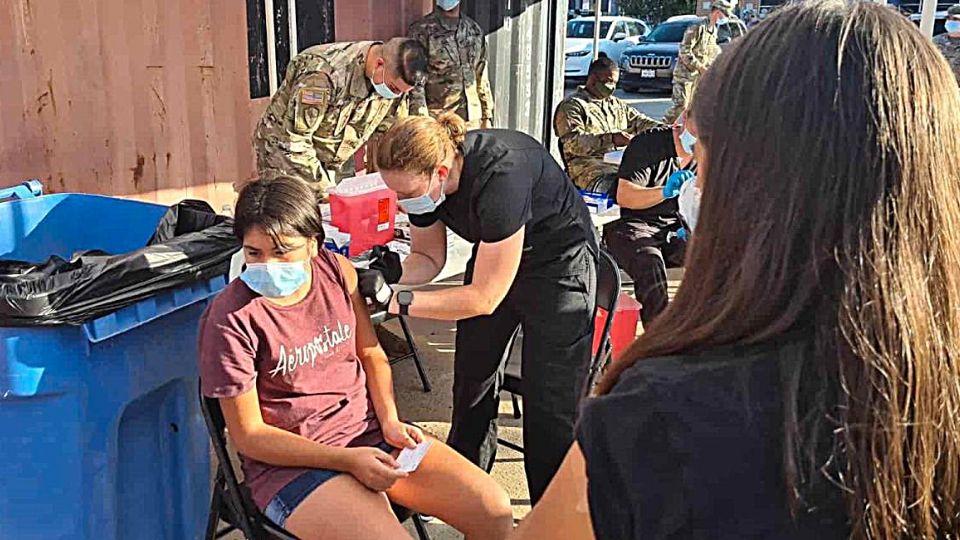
[498,249,622,453]
[370,310,432,393]
[199,386,431,540]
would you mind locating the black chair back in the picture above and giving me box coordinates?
[584,250,622,396]
[200,386,299,540]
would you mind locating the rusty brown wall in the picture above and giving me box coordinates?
[334,0,433,41]
[0,0,434,210]
[0,0,269,211]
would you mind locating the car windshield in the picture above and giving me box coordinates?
[645,22,692,43]
[567,20,613,39]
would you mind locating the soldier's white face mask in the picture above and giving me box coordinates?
[372,65,401,100]
[947,20,960,34]
[438,0,461,11]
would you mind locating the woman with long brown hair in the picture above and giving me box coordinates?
[513,1,960,538]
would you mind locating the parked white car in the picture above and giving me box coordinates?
[564,16,651,80]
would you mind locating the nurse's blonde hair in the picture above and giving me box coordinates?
[377,112,467,176]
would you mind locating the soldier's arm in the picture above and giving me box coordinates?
[625,103,662,133]
[286,72,336,187]
[407,20,430,116]
[678,26,708,74]
[554,101,615,159]
[477,35,495,127]
[367,98,412,172]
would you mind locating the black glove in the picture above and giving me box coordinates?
[369,245,403,285]
[357,268,394,307]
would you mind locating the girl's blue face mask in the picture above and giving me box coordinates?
[240,261,309,298]
[398,174,446,215]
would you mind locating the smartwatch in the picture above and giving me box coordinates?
[397,290,415,316]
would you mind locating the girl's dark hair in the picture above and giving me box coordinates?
[233,176,324,249]
[596,1,960,537]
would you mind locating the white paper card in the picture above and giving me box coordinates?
[397,440,433,473]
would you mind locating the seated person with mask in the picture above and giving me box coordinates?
[554,57,661,192]
[603,113,697,327]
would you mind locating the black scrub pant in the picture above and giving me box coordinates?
[446,246,597,505]
[603,219,685,325]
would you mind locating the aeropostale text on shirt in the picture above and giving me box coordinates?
[269,321,353,378]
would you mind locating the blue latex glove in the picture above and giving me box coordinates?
[662,170,695,199]
[677,227,688,241]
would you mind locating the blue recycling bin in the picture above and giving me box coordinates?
[0,187,227,539]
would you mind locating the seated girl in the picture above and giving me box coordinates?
[199,176,513,540]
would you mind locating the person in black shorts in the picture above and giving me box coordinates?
[370,112,599,505]
[603,120,694,326]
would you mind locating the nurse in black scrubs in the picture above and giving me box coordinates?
[373,113,598,504]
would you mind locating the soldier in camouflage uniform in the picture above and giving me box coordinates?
[253,38,428,198]
[934,4,960,82]
[662,0,734,124]
[408,0,495,130]
[554,57,661,192]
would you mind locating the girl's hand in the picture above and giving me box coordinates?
[345,447,407,491]
[382,420,424,450]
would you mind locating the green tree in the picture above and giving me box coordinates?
[620,0,696,25]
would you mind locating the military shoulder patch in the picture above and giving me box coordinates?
[300,87,330,107]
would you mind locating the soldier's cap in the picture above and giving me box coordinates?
[712,0,735,16]
[949,3,960,16]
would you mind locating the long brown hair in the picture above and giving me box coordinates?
[596,1,960,537]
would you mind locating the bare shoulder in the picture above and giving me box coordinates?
[333,253,358,290]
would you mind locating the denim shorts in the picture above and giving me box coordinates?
[264,441,395,527]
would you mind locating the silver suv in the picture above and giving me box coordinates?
[619,15,747,92]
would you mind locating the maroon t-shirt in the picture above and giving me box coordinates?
[198,249,381,509]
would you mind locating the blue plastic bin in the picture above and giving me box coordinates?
[0,191,227,539]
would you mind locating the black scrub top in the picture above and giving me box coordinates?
[410,129,597,275]
[614,126,695,229]
[577,337,850,539]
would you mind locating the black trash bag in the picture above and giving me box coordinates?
[0,200,240,326]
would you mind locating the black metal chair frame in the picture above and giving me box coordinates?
[498,249,623,454]
[370,310,432,393]
[200,386,431,540]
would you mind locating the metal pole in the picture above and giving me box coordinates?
[265,0,278,94]
[288,0,299,56]
[592,0,603,60]
[920,0,937,38]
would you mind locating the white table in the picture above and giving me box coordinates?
[591,205,621,229]
[603,150,623,165]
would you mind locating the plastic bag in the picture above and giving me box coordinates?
[0,200,240,326]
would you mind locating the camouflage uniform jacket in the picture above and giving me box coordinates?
[408,11,494,129]
[934,33,960,82]
[554,86,661,189]
[673,22,721,84]
[253,41,411,192]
